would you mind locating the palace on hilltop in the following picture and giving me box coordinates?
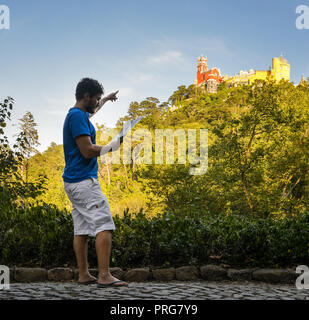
[195,55,292,93]
[224,55,290,87]
[195,55,224,93]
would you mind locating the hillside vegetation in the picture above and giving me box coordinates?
[1,79,308,268]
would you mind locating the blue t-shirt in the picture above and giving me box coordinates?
[62,107,98,183]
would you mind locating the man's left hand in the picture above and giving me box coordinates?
[105,90,119,102]
[92,90,119,117]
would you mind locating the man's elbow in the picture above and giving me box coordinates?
[81,147,95,159]
[83,153,93,159]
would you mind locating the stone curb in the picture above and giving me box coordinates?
[8,266,299,284]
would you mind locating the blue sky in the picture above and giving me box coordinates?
[1,0,308,152]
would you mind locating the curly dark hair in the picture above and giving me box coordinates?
[75,78,104,100]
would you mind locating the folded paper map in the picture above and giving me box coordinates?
[100,116,144,156]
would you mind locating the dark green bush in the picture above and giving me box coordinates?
[0,199,75,267]
[112,209,309,268]
[1,201,309,269]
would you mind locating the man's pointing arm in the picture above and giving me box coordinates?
[89,90,119,119]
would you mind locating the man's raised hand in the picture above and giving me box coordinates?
[90,90,119,118]
[105,90,119,102]
[96,90,119,110]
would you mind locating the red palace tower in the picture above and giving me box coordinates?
[196,55,224,86]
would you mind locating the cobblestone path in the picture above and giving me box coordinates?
[1,280,309,300]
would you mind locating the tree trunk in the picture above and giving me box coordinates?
[241,171,253,213]
[123,163,129,188]
[106,163,111,185]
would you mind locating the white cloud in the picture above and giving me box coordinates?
[116,87,133,97]
[136,73,154,81]
[147,51,184,64]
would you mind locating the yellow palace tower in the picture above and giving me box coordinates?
[271,56,290,82]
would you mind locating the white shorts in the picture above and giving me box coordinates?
[64,177,116,237]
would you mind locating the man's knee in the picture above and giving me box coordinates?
[74,234,89,241]
[96,230,113,237]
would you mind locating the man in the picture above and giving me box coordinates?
[62,78,128,287]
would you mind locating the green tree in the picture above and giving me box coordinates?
[168,85,188,105]
[137,80,309,217]
[15,111,40,183]
[0,98,45,207]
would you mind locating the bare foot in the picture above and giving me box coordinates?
[78,272,97,283]
[98,273,128,286]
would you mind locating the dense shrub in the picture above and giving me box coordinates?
[112,209,309,268]
[0,199,74,268]
[1,204,308,269]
